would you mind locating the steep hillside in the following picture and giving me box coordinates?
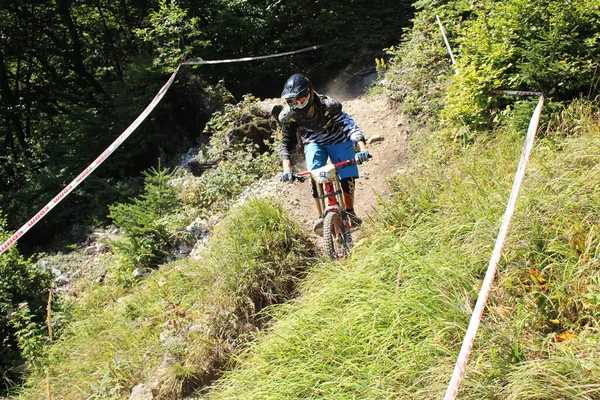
[200,100,600,400]
[8,0,600,397]
[11,86,600,400]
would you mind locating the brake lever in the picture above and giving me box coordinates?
[292,174,306,183]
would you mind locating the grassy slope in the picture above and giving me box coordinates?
[13,99,600,399]
[13,18,600,400]
[14,96,600,400]
[203,102,600,399]
[16,199,315,399]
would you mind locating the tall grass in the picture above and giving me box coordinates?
[13,102,600,399]
[203,100,600,399]
[15,198,315,400]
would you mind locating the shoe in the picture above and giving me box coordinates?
[313,217,324,235]
[346,210,362,227]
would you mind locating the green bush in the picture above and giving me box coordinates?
[384,0,600,140]
[0,212,52,394]
[108,163,180,271]
[379,9,453,119]
[441,0,600,136]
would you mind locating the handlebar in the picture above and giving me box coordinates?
[291,156,371,182]
[291,174,307,182]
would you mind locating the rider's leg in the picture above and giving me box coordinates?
[325,141,362,226]
[341,178,355,209]
[304,143,328,233]
[312,192,323,217]
[341,177,362,226]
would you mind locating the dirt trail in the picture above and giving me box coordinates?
[271,94,411,240]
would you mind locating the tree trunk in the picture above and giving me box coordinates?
[0,50,29,159]
[55,0,108,97]
[95,0,124,81]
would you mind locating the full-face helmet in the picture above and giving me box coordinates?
[281,74,314,110]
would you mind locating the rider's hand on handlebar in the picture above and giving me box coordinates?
[355,151,371,164]
[280,170,293,183]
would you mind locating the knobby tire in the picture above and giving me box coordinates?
[323,212,351,259]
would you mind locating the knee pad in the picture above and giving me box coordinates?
[341,177,355,194]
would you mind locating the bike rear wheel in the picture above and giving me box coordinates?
[323,212,351,259]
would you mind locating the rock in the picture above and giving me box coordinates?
[84,244,103,255]
[367,135,384,144]
[37,260,51,272]
[179,148,200,169]
[55,275,71,287]
[222,107,278,153]
[132,268,153,279]
[270,104,283,119]
[177,244,192,255]
[51,267,62,277]
[129,384,153,400]
[187,160,216,177]
[84,232,102,245]
[185,324,203,334]
[95,273,105,284]
[363,72,378,87]
[186,218,206,236]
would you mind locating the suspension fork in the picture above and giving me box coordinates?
[334,179,346,210]
[320,178,351,237]
[313,180,324,216]
[319,179,346,211]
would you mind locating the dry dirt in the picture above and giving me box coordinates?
[268,94,412,243]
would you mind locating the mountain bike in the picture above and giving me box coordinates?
[293,159,366,260]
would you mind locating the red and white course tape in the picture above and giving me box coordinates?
[181,45,322,65]
[0,45,322,255]
[0,69,179,255]
[444,90,545,399]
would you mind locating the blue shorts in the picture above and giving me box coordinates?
[304,141,359,179]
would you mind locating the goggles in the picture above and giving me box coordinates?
[287,92,310,110]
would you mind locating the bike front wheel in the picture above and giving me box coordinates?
[323,212,351,260]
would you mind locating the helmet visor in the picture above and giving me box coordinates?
[287,92,311,110]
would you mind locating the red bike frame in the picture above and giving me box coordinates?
[294,159,356,258]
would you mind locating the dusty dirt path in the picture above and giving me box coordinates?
[270,94,411,242]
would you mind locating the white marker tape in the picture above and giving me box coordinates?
[436,15,458,74]
[491,89,543,96]
[444,91,545,399]
[181,45,322,65]
[0,45,322,255]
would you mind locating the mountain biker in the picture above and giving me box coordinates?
[276,73,370,234]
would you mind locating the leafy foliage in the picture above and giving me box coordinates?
[8,304,46,368]
[0,212,52,393]
[134,0,209,71]
[108,163,180,271]
[445,0,600,134]
[383,0,600,141]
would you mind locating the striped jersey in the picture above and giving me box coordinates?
[278,93,365,161]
